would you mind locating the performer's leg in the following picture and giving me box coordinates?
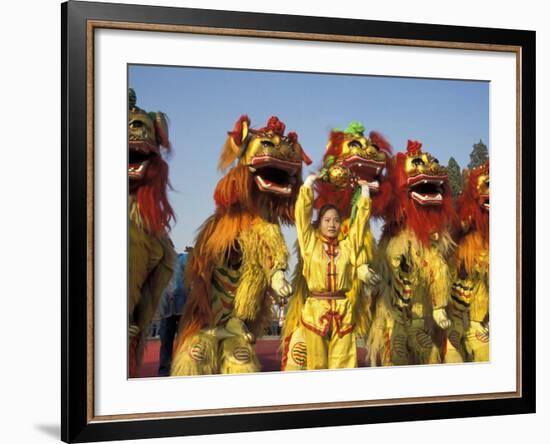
[128,335,139,378]
[443,312,467,364]
[158,315,178,376]
[282,326,308,371]
[388,322,410,366]
[327,299,356,369]
[465,321,490,362]
[328,331,357,369]
[409,321,441,365]
[302,326,329,370]
[219,336,260,374]
[365,305,394,367]
[170,332,218,376]
[300,298,330,370]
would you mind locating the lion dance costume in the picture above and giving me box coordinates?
[444,161,489,363]
[128,88,176,377]
[282,122,392,371]
[171,115,311,375]
[367,140,455,366]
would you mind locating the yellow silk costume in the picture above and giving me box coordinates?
[294,184,371,369]
[281,123,389,372]
[282,214,377,371]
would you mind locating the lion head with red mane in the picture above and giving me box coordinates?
[383,140,455,245]
[314,121,393,219]
[128,88,174,237]
[456,160,489,241]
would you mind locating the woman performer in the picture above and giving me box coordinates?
[295,174,373,369]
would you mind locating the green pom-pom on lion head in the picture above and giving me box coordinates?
[343,121,365,135]
[332,121,365,136]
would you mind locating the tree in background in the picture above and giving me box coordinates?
[447,156,462,198]
[468,139,489,169]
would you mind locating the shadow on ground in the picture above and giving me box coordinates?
[35,424,59,440]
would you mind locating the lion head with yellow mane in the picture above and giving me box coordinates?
[172,115,311,375]
[213,115,311,219]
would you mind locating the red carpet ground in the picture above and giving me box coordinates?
[136,337,367,377]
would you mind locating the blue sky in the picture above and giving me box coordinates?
[129,64,489,260]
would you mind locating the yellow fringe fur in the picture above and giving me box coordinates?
[366,228,454,365]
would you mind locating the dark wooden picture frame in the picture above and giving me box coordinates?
[62,1,536,442]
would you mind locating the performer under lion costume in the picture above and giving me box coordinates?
[281,122,393,371]
[127,88,176,377]
[171,115,311,375]
[366,140,455,366]
[444,161,489,363]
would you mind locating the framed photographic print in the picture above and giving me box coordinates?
[62,0,535,442]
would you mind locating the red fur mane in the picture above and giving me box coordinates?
[369,131,393,217]
[315,130,393,219]
[135,156,175,237]
[314,181,355,219]
[457,161,489,242]
[325,131,346,158]
[369,131,393,156]
[313,178,396,220]
[383,151,456,245]
[371,180,393,218]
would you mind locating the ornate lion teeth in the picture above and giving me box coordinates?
[410,191,443,205]
[128,160,148,175]
[248,166,257,173]
[368,180,380,190]
[255,175,292,195]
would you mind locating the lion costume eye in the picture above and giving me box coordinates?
[349,140,362,149]
[261,140,275,149]
[130,120,144,128]
[412,157,425,166]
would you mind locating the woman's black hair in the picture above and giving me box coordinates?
[313,204,342,228]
